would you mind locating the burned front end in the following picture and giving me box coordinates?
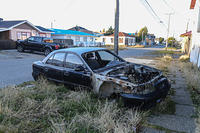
[92,63,170,108]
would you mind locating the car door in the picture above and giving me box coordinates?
[24,37,35,50]
[44,52,66,82]
[30,37,44,51]
[63,53,92,87]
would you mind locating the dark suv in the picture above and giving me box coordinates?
[16,36,68,56]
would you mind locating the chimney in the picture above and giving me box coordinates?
[0,18,3,21]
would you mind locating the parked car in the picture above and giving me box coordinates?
[16,36,68,56]
[32,47,170,108]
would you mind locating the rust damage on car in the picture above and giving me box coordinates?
[92,63,164,97]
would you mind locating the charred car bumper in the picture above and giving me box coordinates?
[120,77,171,108]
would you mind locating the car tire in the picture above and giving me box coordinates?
[44,48,51,56]
[17,45,24,52]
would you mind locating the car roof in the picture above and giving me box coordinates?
[56,47,107,55]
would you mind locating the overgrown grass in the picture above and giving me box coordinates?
[150,96,176,115]
[153,56,176,115]
[0,79,147,133]
[151,50,181,56]
[128,45,145,48]
[179,55,190,62]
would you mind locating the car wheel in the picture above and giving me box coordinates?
[44,48,51,56]
[17,45,24,52]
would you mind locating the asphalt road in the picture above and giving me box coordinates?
[0,46,164,88]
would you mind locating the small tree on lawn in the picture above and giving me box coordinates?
[104,26,114,35]
[159,37,164,44]
[167,37,177,47]
[138,26,148,43]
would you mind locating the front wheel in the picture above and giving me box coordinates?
[44,48,51,56]
[17,45,24,52]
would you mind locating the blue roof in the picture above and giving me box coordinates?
[49,28,96,36]
[128,33,135,36]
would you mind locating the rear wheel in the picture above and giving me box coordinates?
[44,48,51,56]
[17,45,24,52]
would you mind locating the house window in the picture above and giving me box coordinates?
[103,38,106,42]
[83,37,87,42]
[119,38,123,43]
[111,38,114,43]
[66,36,71,39]
[17,32,31,40]
[21,32,27,40]
[90,37,93,42]
[17,32,21,40]
[75,36,80,42]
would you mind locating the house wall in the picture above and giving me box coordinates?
[190,0,200,67]
[39,33,51,38]
[100,36,135,46]
[10,23,39,41]
[52,34,96,46]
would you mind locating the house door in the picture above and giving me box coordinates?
[125,38,128,45]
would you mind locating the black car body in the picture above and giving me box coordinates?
[16,36,68,56]
[32,47,170,107]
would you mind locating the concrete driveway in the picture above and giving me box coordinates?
[0,46,164,88]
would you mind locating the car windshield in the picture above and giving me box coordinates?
[82,50,125,70]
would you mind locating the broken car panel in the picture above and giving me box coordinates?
[32,47,170,107]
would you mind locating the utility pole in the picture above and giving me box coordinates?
[114,0,119,55]
[166,13,174,49]
[51,19,56,29]
[142,31,144,45]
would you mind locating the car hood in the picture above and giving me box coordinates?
[98,62,161,81]
[92,62,163,95]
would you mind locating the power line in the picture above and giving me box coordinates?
[140,0,167,29]
[161,0,175,14]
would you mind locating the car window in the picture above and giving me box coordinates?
[65,53,83,69]
[28,37,34,42]
[46,54,54,64]
[46,52,65,67]
[34,37,42,43]
[98,51,116,61]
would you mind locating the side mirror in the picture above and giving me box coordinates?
[75,65,85,72]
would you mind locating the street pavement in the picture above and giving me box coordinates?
[0,46,164,88]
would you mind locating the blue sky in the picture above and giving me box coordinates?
[1,0,191,38]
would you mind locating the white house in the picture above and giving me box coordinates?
[100,32,136,46]
[50,28,97,47]
[189,0,200,67]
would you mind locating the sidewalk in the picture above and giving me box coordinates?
[142,62,196,133]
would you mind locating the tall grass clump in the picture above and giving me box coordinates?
[0,78,147,133]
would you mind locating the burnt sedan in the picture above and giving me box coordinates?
[32,47,170,107]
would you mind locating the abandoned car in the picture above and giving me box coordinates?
[32,47,171,107]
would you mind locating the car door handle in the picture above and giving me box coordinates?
[64,71,70,76]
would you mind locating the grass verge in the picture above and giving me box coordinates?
[0,79,147,133]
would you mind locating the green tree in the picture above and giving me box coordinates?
[104,26,114,35]
[167,37,176,47]
[159,37,164,44]
[138,26,148,42]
